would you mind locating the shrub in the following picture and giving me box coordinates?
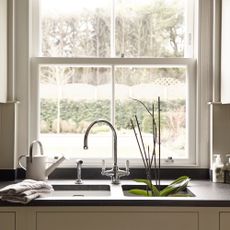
[40,98,186,134]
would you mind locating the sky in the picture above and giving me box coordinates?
[41,0,111,15]
[41,0,182,16]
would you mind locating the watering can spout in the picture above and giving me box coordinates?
[45,156,65,177]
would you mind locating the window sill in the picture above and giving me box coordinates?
[15,168,209,181]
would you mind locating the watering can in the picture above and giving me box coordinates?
[18,140,65,181]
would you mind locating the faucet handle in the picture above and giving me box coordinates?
[118,160,130,177]
[102,160,106,174]
[101,159,130,183]
[115,160,130,180]
[125,160,129,172]
[125,160,129,171]
[101,160,114,177]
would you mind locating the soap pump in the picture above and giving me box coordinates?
[223,154,230,183]
[224,154,230,171]
[212,154,224,183]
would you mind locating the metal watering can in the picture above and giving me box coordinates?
[18,140,65,181]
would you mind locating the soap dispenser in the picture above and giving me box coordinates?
[224,154,230,171]
[212,154,224,183]
[223,154,230,183]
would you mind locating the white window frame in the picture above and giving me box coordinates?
[27,0,199,167]
[31,60,196,168]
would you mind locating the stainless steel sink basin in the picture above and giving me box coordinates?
[48,184,111,197]
[122,185,195,197]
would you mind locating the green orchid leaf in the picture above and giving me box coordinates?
[132,176,190,197]
[171,176,191,194]
[160,176,191,197]
[134,179,152,189]
[134,179,160,196]
[169,176,190,186]
[128,189,151,196]
[168,193,193,197]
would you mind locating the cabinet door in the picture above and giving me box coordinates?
[36,211,198,230]
[220,212,230,230]
[0,212,16,230]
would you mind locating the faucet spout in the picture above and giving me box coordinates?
[83,119,129,184]
[83,119,117,165]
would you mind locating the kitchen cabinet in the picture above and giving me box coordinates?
[220,212,230,230]
[0,212,16,230]
[36,210,198,230]
[1,206,230,230]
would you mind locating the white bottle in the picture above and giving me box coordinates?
[224,154,230,171]
[212,154,224,183]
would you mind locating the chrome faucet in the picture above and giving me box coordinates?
[83,119,130,184]
[75,159,83,184]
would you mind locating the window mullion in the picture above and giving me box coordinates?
[111,65,115,125]
[31,0,40,57]
[111,65,115,161]
[185,0,195,58]
[110,0,116,57]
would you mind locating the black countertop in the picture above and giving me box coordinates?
[1,180,230,207]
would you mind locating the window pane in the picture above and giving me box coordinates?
[115,67,187,159]
[116,0,186,57]
[40,0,111,57]
[40,0,191,58]
[39,65,113,158]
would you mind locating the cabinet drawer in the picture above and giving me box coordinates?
[0,212,16,230]
[37,211,198,230]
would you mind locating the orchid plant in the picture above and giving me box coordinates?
[130,98,191,197]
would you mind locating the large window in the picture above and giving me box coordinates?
[31,0,196,166]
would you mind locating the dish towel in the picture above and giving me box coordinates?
[0,179,53,204]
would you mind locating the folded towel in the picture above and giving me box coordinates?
[1,192,40,204]
[0,179,53,195]
[0,179,53,204]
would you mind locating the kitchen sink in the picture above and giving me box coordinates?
[122,185,195,197]
[47,184,111,197]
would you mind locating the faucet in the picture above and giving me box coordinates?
[83,119,130,184]
[75,160,83,184]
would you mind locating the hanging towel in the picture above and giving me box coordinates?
[0,179,53,204]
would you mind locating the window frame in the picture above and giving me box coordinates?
[28,0,199,167]
[31,57,197,167]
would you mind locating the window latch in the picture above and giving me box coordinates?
[165,156,174,163]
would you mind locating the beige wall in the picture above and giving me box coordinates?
[0,102,18,169]
[0,0,7,103]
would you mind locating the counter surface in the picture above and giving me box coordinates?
[0,179,230,207]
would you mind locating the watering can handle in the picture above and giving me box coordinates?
[29,140,44,163]
[18,155,27,171]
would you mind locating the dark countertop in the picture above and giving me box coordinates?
[1,179,230,207]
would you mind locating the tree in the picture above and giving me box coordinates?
[40,66,74,133]
[40,0,186,134]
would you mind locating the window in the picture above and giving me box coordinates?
[31,0,197,166]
